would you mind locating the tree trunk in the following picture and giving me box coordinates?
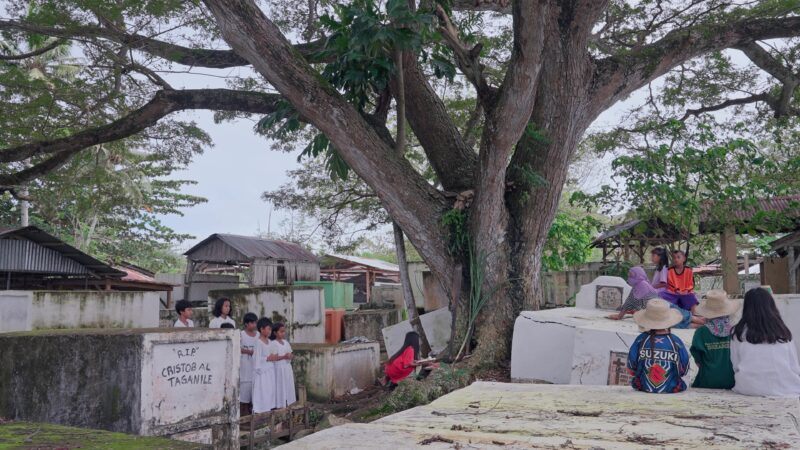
[19,187,29,226]
[393,221,432,356]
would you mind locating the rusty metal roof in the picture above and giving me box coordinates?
[591,218,685,247]
[699,194,800,234]
[0,226,124,278]
[184,233,318,263]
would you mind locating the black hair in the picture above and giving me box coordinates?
[733,288,792,344]
[243,312,258,325]
[651,247,669,271]
[388,331,420,363]
[212,297,231,318]
[220,323,235,329]
[270,322,286,340]
[175,300,191,315]
[256,317,273,333]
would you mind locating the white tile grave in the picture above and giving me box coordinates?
[511,275,698,385]
[382,307,451,357]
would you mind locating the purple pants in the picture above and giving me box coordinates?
[659,291,698,311]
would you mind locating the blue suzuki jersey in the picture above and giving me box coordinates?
[627,332,689,393]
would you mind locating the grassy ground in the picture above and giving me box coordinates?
[0,421,205,450]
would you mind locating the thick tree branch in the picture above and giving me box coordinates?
[590,16,800,118]
[450,0,510,13]
[201,0,456,297]
[434,5,497,106]
[0,89,283,164]
[737,42,800,117]
[391,53,476,192]
[680,93,772,120]
[0,19,326,68]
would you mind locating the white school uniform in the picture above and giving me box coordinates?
[239,330,259,403]
[209,316,236,328]
[731,330,800,397]
[252,338,277,413]
[273,339,297,407]
[173,318,194,328]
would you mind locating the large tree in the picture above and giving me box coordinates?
[3,0,800,366]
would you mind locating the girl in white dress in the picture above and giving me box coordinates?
[252,318,278,413]
[209,297,236,328]
[271,322,297,407]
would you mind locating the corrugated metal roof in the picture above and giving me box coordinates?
[0,226,124,278]
[591,218,684,247]
[699,194,800,233]
[322,254,400,272]
[185,233,318,263]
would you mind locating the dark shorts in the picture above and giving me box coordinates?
[660,291,698,311]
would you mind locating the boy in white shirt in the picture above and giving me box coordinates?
[173,300,194,328]
[239,312,259,416]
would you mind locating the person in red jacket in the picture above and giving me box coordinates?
[380,331,438,387]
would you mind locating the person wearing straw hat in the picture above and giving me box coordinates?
[690,290,740,389]
[627,299,690,394]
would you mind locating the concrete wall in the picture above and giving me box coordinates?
[343,309,400,351]
[775,294,800,354]
[210,286,325,344]
[0,291,159,333]
[0,328,239,448]
[292,342,380,401]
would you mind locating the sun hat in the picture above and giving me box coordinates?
[695,289,741,319]
[633,299,684,331]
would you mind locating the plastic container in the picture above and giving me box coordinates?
[325,308,345,343]
[295,281,354,310]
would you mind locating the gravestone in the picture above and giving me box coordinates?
[575,276,630,310]
[382,307,451,357]
[0,328,239,448]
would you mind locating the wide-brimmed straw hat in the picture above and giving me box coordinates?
[633,299,684,331]
[695,289,741,319]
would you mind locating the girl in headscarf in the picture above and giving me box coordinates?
[608,266,702,328]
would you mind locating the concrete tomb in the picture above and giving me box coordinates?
[210,286,325,343]
[0,290,159,333]
[282,382,800,449]
[774,294,800,354]
[0,328,239,449]
[511,276,698,385]
[343,308,400,351]
[382,307,451,357]
[292,342,380,401]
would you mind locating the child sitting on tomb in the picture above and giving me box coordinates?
[252,318,278,413]
[730,288,800,397]
[690,290,739,389]
[650,247,669,292]
[173,300,194,328]
[660,250,699,313]
[239,313,259,416]
[627,299,690,393]
[609,266,701,328]
[271,322,297,407]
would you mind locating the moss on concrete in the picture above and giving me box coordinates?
[0,422,205,449]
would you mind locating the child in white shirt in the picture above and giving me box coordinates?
[271,322,296,407]
[239,313,259,416]
[173,300,194,328]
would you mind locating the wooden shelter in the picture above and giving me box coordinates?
[320,254,399,304]
[591,218,685,263]
[183,234,320,300]
[700,194,800,295]
[766,231,800,294]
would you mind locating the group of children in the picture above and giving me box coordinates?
[613,248,800,396]
[173,298,297,414]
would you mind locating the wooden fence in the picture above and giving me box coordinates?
[240,386,310,449]
[540,268,602,308]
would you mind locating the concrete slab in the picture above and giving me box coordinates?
[775,294,800,354]
[382,307,451,357]
[575,275,630,310]
[282,382,800,449]
[293,342,380,401]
